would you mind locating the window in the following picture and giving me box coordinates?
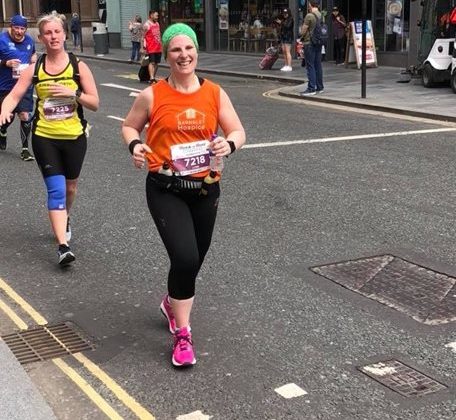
[40,0,72,14]
[374,0,410,52]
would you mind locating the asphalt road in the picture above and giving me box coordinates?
[0,59,455,420]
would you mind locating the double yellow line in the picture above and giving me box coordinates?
[0,277,155,420]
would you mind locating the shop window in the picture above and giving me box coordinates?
[374,0,410,52]
[219,0,292,52]
[167,0,205,48]
[40,0,72,14]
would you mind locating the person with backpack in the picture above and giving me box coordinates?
[299,0,324,96]
[0,14,99,266]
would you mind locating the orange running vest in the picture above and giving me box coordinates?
[146,79,220,178]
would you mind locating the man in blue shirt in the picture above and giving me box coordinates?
[0,15,36,160]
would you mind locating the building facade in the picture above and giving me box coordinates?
[109,0,420,67]
[4,1,421,67]
[0,0,100,44]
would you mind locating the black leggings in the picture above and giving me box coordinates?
[146,173,220,300]
[32,133,87,179]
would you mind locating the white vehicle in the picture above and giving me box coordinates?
[418,0,456,88]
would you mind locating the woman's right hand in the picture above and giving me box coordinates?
[132,143,152,169]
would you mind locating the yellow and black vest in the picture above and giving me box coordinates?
[32,53,86,140]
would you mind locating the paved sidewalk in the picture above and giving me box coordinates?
[0,340,57,419]
[77,47,456,122]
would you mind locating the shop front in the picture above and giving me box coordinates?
[214,0,293,52]
[207,0,420,67]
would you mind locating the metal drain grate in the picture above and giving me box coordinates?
[358,360,447,397]
[311,255,456,324]
[1,322,92,364]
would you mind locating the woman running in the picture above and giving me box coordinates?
[122,23,245,367]
[0,14,99,266]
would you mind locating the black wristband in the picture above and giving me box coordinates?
[227,140,236,154]
[128,139,142,155]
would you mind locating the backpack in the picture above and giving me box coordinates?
[310,13,324,46]
[32,52,81,87]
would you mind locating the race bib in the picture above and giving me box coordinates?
[170,140,210,176]
[43,97,76,121]
[12,63,29,79]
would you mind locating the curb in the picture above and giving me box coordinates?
[78,53,304,84]
[278,90,456,123]
[78,52,455,123]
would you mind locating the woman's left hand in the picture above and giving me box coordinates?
[210,136,231,157]
[48,83,78,98]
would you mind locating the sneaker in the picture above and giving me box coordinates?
[159,294,176,334]
[300,89,316,96]
[66,217,72,242]
[280,66,292,72]
[58,244,75,266]
[316,89,325,94]
[172,326,196,367]
[148,79,157,84]
[20,148,34,161]
[0,131,6,150]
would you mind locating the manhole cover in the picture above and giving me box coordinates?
[358,360,447,397]
[311,255,456,324]
[1,322,92,364]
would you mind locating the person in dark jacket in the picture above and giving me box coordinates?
[331,6,347,65]
[276,8,294,71]
[70,13,81,49]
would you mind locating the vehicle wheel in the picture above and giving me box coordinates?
[422,63,435,88]
[451,71,456,93]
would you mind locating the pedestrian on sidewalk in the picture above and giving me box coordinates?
[0,13,99,266]
[143,10,162,84]
[276,8,294,72]
[122,23,245,368]
[299,0,324,96]
[70,12,81,50]
[128,15,143,63]
[0,15,36,161]
[331,6,347,65]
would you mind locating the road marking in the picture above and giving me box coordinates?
[107,115,125,122]
[0,297,28,330]
[0,278,47,325]
[105,116,456,148]
[53,358,123,420]
[176,410,212,420]
[73,352,155,420]
[101,83,142,93]
[274,383,308,399]
[445,342,456,353]
[0,276,156,420]
[0,294,125,420]
[117,73,141,80]
[243,128,456,149]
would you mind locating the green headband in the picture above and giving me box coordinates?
[162,23,199,59]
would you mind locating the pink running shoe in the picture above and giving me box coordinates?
[172,326,196,367]
[159,295,176,334]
